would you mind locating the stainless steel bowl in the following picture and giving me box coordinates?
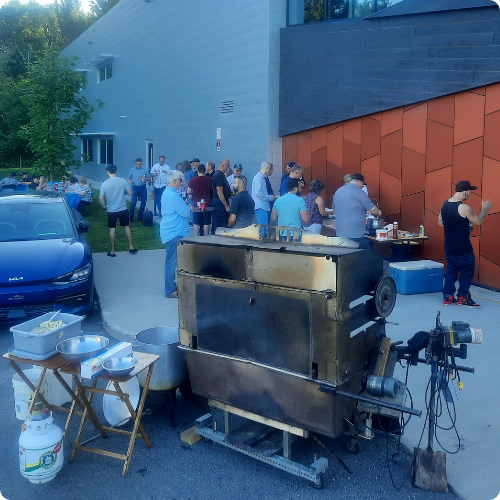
[102,356,138,376]
[56,335,109,364]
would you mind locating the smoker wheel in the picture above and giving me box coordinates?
[345,437,360,454]
[373,276,397,318]
[311,476,324,489]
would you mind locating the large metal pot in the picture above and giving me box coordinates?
[366,217,385,230]
[133,327,187,391]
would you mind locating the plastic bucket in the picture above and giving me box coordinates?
[12,369,48,420]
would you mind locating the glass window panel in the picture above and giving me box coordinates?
[88,139,93,162]
[100,139,106,164]
[99,66,106,82]
[290,0,404,24]
[326,0,349,20]
[107,140,113,164]
[304,0,326,23]
[106,64,112,79]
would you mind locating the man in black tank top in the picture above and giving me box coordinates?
[439,180,493,307]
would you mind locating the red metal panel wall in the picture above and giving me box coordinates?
[283,83,500,289]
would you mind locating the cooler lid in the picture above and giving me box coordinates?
[389,260,444,271]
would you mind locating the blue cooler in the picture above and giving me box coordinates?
[389,260,444,295]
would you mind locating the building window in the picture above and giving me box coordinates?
[98,63,112,82]
[99,139,113,164]
[288,0,403,25]
[82,138,93,162]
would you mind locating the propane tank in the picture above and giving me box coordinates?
[19,409,63,484]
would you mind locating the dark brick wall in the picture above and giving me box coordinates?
[279,4,500,135]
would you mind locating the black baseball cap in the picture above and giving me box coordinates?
[190,158,200,163]
[106,164,117,174]
[456,180,477,192]
[351,173,365,183]
[287,161,296,168]
[20,171,28,175]
[11,171,17,177]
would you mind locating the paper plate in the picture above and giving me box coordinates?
[102,376,140,427]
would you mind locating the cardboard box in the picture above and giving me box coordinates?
[80,342,132,378]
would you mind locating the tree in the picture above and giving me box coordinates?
[89,0,120,20]
[19,49,101,180]
[0,75,33,168]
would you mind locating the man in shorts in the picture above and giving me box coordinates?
[99,164,138,257]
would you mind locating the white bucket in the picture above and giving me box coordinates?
[12,369,48,421]
[34,366,73,407]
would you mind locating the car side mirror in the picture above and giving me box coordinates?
[78,220,91,232]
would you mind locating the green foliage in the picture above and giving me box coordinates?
[0,75,33,168]
[18,49,98,180]
[89,0,120,20]
[0,0,117,171]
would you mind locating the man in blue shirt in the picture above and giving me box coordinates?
[271,178,309,228]
[127,158,150,222]
[333,173,381,250]
[279,165,305,196]
[251,161,276,225]
[280,161,295,184]
[160,170,193,298]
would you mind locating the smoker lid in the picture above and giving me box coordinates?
[181,235,363,257]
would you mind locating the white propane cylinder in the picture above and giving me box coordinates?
[19,410,63,484]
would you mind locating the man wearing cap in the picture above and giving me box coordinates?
[150,155,171,217]
[127,158,150,222]
[333,173,381,250]
[281,161,295,184]
[439,181,493,307]
[227,163,242,187]
[100,165,138,257]
[185,158,200,182]
[1,172,18,190]
[161,170,194,298]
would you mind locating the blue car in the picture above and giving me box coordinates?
[0,192,94,321]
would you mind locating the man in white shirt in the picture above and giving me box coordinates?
[150,155,171,218]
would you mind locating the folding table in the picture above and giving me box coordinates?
[59,351,159,476]
[4,350,159,477]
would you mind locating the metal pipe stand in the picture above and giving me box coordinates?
[195,413,328,488]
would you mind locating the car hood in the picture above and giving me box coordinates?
[0,238,90,285]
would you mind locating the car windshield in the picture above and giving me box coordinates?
[0,200,76,242]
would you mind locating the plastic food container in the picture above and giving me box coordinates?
[11,313,84,356]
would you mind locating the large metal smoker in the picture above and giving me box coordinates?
[177,229,478,490]
[177,231,401,436]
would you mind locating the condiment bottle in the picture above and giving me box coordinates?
[393,222,398,239]
[419,224,424,237]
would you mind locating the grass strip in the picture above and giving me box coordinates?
[83,189,164,253]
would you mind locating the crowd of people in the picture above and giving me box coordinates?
[5,157,492,309]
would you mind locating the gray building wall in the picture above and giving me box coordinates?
[62,0,285,188]
[279,2,500,136]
